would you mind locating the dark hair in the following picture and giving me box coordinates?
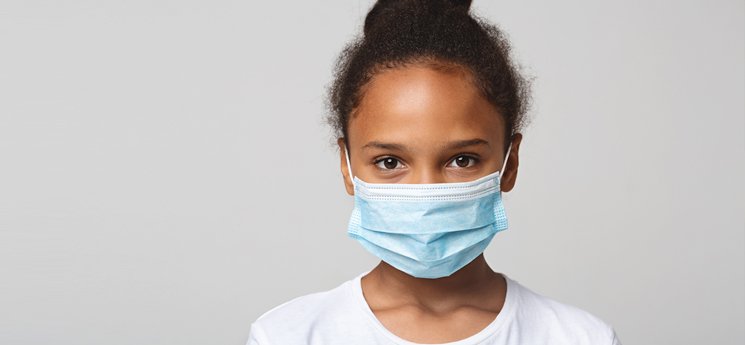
[326,0,531,148]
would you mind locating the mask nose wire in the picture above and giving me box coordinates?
[344,147,355,188]
[499,142,513,185]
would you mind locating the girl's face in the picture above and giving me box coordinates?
[340,66,521,195]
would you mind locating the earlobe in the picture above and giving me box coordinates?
[338,139,355,196]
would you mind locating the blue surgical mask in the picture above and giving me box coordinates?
[345,145,511,279]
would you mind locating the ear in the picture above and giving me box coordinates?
[338,138,355,195]
[501,133,522,193]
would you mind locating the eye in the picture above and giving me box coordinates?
[375,157,403,170]
[449,155,477,168]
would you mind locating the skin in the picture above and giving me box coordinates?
[338,65,523,343]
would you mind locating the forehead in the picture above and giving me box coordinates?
[349,66,504,148]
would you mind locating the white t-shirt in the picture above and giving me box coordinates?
[247,273,621,345]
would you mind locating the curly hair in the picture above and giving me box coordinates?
[326,0,531,148]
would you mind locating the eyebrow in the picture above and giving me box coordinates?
[362,141,407,151]
[361,139,490,151]
[446,139,490,150]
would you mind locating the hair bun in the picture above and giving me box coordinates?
[446,0,472,12]
[363,0,397,36]
[364,0,473,36]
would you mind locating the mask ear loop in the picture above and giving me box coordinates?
[499,142,513,185]
[344,146,355,188]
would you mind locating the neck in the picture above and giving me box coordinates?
[364,254,502,307]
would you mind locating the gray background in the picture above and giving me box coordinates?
[2,0,743,344]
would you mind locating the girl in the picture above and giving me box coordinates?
[248,0,620,344]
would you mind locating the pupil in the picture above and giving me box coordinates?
[457,156,468,167]
[384,158,397,169]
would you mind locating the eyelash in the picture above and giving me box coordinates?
[448,154,479,168]
[372,155,480,170]
[373,156,405,170]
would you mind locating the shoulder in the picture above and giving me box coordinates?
[248,278,362,345]
[504,276,620,344]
